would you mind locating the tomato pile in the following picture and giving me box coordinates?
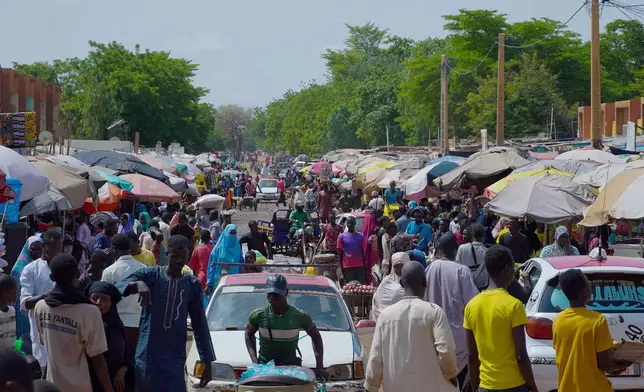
[341,282,377,295]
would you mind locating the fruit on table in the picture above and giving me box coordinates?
[341,282,377,295]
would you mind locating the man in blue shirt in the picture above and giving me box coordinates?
[383,181,402,206]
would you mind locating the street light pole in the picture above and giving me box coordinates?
[590,0,602,148]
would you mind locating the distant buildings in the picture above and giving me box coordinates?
[0,67,63,138]
[578,98,644,139]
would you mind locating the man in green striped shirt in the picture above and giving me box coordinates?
[245,275,326,376]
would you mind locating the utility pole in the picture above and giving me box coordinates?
[386,124,390,152]
[496,34,505,147]
[440,55,449,154]
[591,0,602,148]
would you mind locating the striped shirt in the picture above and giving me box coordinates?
[249,305,313,363]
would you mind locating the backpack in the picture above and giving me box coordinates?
[467,244,489,291]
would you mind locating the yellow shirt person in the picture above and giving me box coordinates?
[553,307,615,392]
[132,248,156,267]
[464,287,528,390]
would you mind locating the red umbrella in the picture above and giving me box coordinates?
[119,174,180,203]
[0,171,17,204]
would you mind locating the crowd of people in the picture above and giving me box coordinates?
[0,152,626,392]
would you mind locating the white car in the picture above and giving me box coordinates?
[185,273,367,391]
[256,178,279,202]
[524,255,644,392]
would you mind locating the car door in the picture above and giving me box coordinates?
[523,261,543,312]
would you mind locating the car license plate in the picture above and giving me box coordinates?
[613,363,641,377]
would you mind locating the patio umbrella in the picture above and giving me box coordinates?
[556,149,625,165]
[574,160,644,188]
[435,147,529,191]
[405,161,461,201]
[488,172,597,224]
[0,146,49,201]
[580,167,644,226]
[151,154,188,173]
[20,187,74,217]
[94,170,133,192]
[120,174,180,203]
[30,160,95,208]
[73,150,167,181]
[83,184,127,214]
[135,154,180,176]
[163,171,188,193]
[485,168,575,199]
[44,155,107,190]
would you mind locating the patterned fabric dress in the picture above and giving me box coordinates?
[116,267,215,392]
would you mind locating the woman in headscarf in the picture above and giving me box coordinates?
[206,224,244,294]
[540,226,580,258]
[85,281,135,392]
[291,186,306,207]
[10,235,43,354]
[371,252,410,322]
[118,214,134,234]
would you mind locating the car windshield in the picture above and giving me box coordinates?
[259,180,278,188]
[539,272,644,313]
[208,284,352,331]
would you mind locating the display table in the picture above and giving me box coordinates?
[342,293,373,320]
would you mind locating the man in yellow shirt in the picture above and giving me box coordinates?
[126,231,156,267]
[553,269,631,392]
[464,245,537,392]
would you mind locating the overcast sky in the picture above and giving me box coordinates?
[2,0,629,108]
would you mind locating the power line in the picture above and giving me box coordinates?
[499,1,589,49]
[445,41,497,76]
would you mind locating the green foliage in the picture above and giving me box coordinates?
[261,12,644,154]
[13,41,215,153]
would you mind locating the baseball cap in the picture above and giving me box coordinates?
[266,274,288,296]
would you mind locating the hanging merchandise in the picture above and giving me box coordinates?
[0,112,37,148]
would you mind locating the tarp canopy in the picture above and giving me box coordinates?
[555,148,625,165]
[580,167,644,226]
[74,150,167,181]
[574,160,644,188]
[488,172,597,224]
[405,161,461,201]
[485,168,574,199]
[30,159,96,208]
[45,155,107,190]
[323,149,362,163]
[527,151,559,161]
[435,147,529,191]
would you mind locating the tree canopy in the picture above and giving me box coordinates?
[251,11,644,154]
[13,41,217,153]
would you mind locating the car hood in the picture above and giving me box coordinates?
[258,186,278,193]
[187,330,358,372]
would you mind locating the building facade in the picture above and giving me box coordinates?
[578,98,644,139]
[0,67,62,138]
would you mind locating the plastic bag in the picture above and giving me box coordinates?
[239,361,314,383]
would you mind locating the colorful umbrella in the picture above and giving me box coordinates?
[488,172,597,224]
[580,167,644,226]
[119,173,180,203]
[485,168,574,199]
[134,154,180,176]
[94,170,133,192]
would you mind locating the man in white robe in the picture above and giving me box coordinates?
[364,261,459,392]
